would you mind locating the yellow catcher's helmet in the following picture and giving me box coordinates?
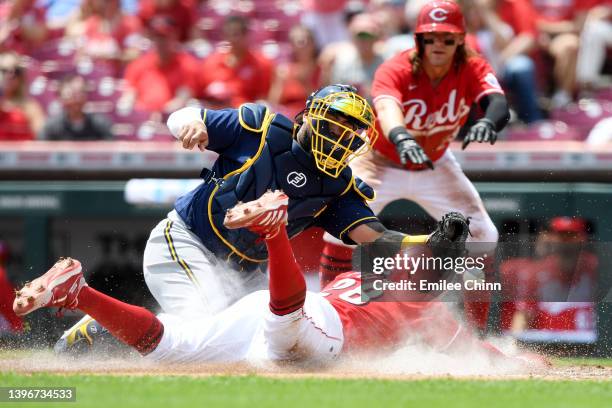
[304,85,378,178]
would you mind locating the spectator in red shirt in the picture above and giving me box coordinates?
[119,16,200,114]
[138,0,197,43]
[532,0,591,107]
[0,52,45,140]
[199,15,273,108]
[0,0,48,55]
[268,25,321,117]
[464,0,543,123]
[65,0,142,67]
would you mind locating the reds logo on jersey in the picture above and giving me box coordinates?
[402,89,470,136]
[429,7,449,21]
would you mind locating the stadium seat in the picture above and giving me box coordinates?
[196,15,226,43]
[595,87,612,102]
[112,110,173,141]
[28,38,76,62]
[28,75,61,115]
[505,120,583,141]
[550,99,612,136]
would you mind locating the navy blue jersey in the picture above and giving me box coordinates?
[175,105,378,270]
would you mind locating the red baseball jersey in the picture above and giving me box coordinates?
[532,0,590,23]
[499,252,598,333]
[371,50,504,169]
[321,272,461,353]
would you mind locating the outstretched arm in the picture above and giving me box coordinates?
[348,221,429,247]
[462,93,510,149]
[167,107,209,151]
[167,107,244,153]
[349,212,471,258]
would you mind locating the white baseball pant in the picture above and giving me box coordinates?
[142,210,268,317]
[146,290,344,363]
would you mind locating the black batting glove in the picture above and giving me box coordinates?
[462,118,497,150]
[388,127,434,170]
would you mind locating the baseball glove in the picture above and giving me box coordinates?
[427,212,471,258]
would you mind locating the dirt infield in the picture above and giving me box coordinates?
[0,350,610,381]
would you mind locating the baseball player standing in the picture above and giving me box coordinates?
[320,1,511,331]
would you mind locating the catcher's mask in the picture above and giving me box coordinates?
[304,84,378,178]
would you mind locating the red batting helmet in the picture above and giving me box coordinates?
[549,217,588,235]
[415,1,465,34]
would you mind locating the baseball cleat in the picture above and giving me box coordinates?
[13,257,86,317]
[224,190,289,238]
[54,315,124,356]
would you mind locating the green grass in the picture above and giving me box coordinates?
[554,357,612,367]
[0,372,610,408]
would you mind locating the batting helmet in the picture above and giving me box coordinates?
[304,84,378,178]
[415,0,465,34]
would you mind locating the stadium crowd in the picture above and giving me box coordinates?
[1,0,611,143]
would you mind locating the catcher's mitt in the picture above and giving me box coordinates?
[427,212,471,258]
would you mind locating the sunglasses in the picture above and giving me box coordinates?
[355,31,378,40]
[423,38,457,46]
[0,67,23,76]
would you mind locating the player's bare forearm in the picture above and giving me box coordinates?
[374,98,405,140]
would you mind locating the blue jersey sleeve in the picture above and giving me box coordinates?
[315,191,379,245]
[202,108,243,153]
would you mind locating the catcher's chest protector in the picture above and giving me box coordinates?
[207,105,355,267]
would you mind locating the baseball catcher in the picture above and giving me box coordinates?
[54,84,469,353]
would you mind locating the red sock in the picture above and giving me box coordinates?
[464,301,490,331]
[463,257,494,331]
[319,242,353,289]
[0,266,23,332]
[266,225,306,315]
[77,286,163,355]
